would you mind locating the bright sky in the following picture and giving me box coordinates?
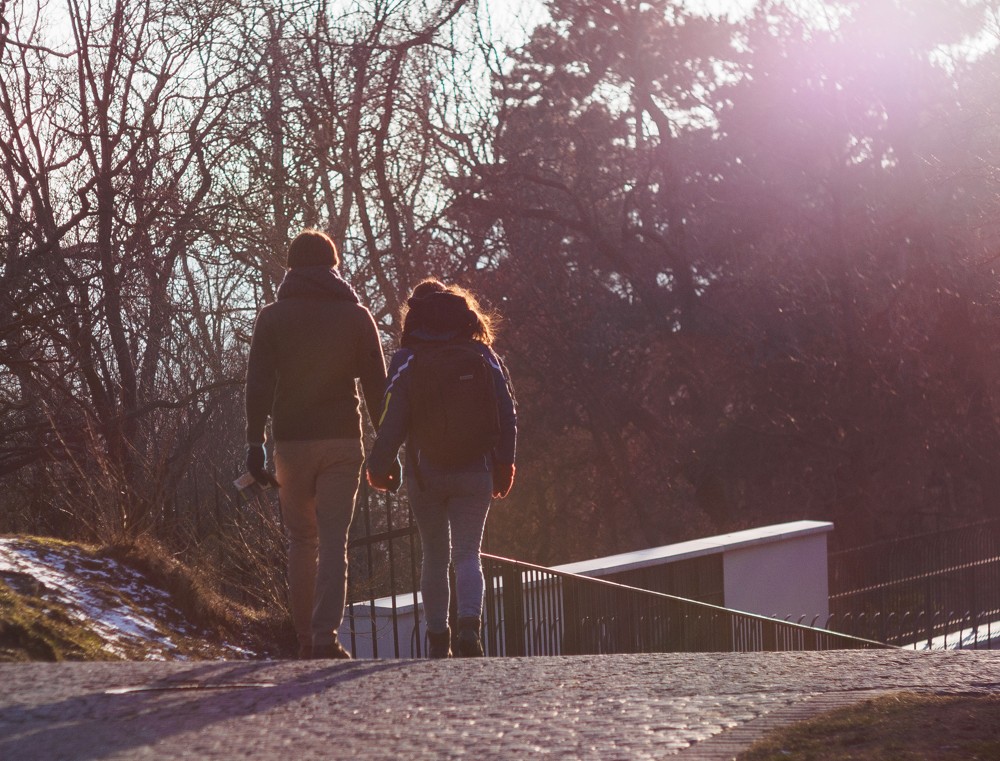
[481,0,760,43]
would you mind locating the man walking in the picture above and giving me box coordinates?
[245,229,395,659]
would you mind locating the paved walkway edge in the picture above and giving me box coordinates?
[685,689,886,759]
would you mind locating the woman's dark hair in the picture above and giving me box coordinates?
[448,284,496,345]
[409,278,447,301]
[400,278,497,347]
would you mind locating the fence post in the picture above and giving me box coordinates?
[501,563,526,656]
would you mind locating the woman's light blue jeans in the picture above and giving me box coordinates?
[408,469,492,633]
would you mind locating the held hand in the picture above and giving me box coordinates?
[246,444,280,488]
[366,470,396,493]
[492,463,515,499]
[367,459,402,494]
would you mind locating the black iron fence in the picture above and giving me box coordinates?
[341,526,890,657]
[254,479,1000,655]
[337,485,894,657]
[246,474,1000,655]
[479,554,890,655]
[181,456,1000,654]
[343,486,423,659]
[828,518,1000,649]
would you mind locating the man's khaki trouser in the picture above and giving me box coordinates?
[274,439,363,649]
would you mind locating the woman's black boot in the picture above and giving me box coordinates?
[457,617,484,657]
[427,627,452,658]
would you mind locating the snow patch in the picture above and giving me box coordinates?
[0,537,252,660]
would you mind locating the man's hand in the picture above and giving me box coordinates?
[246,444,280,488]
[492,463,515,499]
[367,458,402,494]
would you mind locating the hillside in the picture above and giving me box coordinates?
[0,535,279,662]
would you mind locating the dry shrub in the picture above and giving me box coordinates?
[100,535,293,658]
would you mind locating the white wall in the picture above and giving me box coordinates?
[343,595,424,659]
[721,525,830,624]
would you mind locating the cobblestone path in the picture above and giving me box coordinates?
[1,650,998,760]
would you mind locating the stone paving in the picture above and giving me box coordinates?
[1,650,998,760]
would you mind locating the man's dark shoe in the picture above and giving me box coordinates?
[427,627,452,659]
[312,637,352,660]
[456,617,484,657]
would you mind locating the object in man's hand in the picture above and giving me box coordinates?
[234,472,275,501]
[246,444,280,488]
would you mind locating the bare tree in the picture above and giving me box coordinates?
[0,0,250,537]
[213,0,489,332]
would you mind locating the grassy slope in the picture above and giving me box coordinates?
[740,692,1000,760]
[0,535,294,661]
[0,578,115,662]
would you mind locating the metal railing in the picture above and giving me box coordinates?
[343,486,423,659]
[336,486,1000,656]
[828,518,1000,648]
[338,507,891,657]
[189,460,1000,653]
[806,610,1000,650]
[479,554,890,655]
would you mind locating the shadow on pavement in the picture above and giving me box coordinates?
[0,659,410,761]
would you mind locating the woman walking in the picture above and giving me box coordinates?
[366,280,517,657]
